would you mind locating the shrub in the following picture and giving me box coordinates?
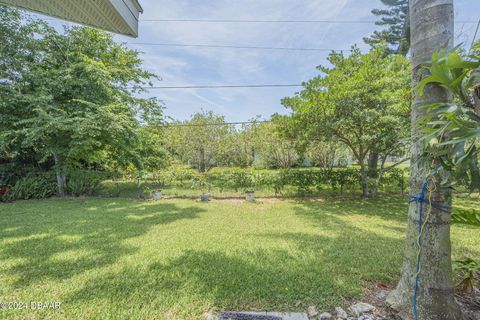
[66,170,103,197]
[143,167,407,196]
[2,174,56,201]
[454,258,480,292]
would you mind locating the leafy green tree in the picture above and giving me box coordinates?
[305,141,351,168]
[220,119,263,168]
[164,115,303,170]
[252,122,301,169]
[164,111,232,172]
[0,7,164,196]
[282,46,411,197]
[364,0,410,55]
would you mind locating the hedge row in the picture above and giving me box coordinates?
[0,170,111,201]
[1,167,408,201]
[142,167,408,195]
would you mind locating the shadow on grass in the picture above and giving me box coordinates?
[0,200,203,286]
[2,195,477,318]
[65,248,359,313]
[62,199,406,316]
[293,195,409,223]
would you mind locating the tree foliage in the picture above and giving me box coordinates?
[164,111,233,172]
[281,46,411,197]
[419,46,480,192]
[364,0,410,55]
[251,122,301,169]
[0,6,166,195]
[164,112,306,171]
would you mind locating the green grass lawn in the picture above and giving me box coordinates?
[0,196,478,319]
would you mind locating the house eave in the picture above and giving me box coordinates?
[0,0,142,37]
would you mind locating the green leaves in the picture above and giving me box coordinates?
[452,208,480,226]
[418,46,480,192]
[418,47,480,97]
[0,9,165,178]
[281,46,411,176]
[364,0,410,55]
[453,257,480,292]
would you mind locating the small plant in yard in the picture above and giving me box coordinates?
[66,170,103,197]
[245,189,255,201]
[1,174,56,201]
[140,185,151,199]
[152,189,162,200]
[454,258,480,293]
[194,174,211,201]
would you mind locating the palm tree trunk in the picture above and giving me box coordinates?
[387,1,466,319]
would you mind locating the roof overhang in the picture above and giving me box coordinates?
[0,0,143,37]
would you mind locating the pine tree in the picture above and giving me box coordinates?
[364,0,410,55]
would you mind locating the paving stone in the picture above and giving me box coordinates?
[319,312,333,319]
[219,311,308,320]
[349,303,375,317]
[335,307,348,319]
[307,306,319,318]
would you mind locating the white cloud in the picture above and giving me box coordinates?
[110,0,479,121]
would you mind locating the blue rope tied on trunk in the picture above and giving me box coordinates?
[408,170,454,320]
[409,177,430,320]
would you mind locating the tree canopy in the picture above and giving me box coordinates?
[364,0,410,55]
[281,46,411,196]
[164,111,233,172]
[0,6,166,195]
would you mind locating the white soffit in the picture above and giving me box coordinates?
[0,0,143,37]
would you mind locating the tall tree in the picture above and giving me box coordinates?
[364,0,410,55]
[282,47,411,197]
[252,122,301,169]
[164,111,232,172]
[0,7,164,196]
[387,1,466,319]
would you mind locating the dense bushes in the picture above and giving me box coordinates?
[140,166,408,196]
[1,174,57,201]
[0,170,109,201]
[0,166,408,201]
[66,170,104,197]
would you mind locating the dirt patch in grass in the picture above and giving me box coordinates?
[355,281,480,320]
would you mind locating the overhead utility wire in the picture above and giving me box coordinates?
[127,42,351,52]
[165,120,271,127]
[40,17,477,24]
[138,84,303,89]
[139,18,477,24]
[469,17,480,53]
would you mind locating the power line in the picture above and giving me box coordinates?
[40,16,478,24]
[127,42,351,52]
[139,18,478,24]
[140,19,377,23]
[139,84,303,89]
[165,120,272,127]
[469,18,480,53]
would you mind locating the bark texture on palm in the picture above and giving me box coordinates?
[387,0,466,319]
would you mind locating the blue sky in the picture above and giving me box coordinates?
[46,0,479,122]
